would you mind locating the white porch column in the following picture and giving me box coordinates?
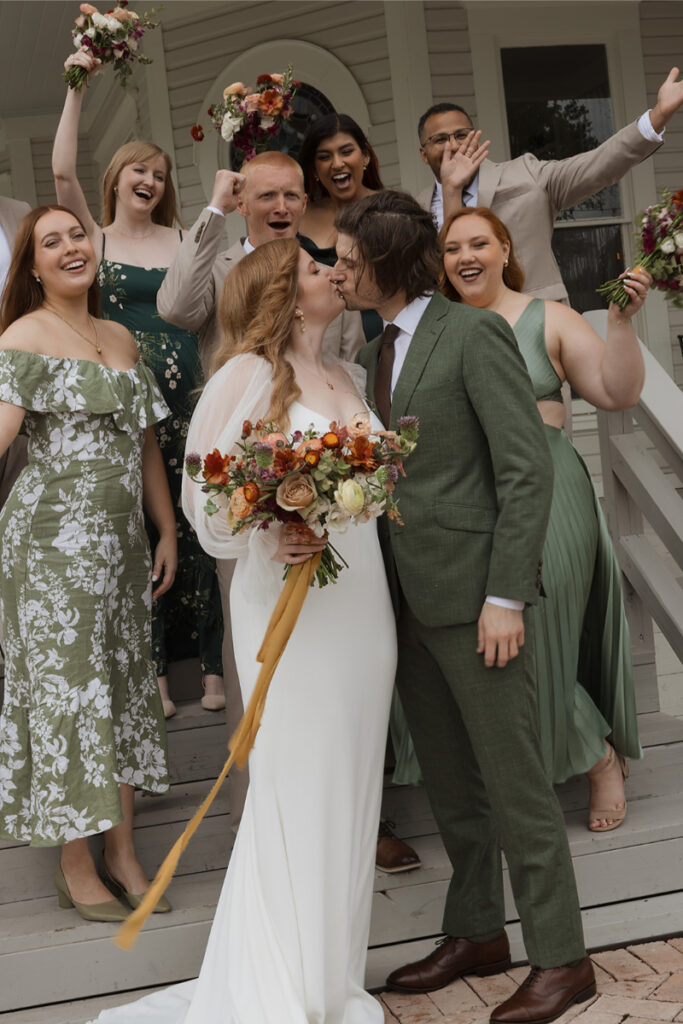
[141,27,179,196]
[384,1,434,197]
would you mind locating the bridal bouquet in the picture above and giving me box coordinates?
[63,1,162,91]
[597,187,683,310]
[190,66,297,163]
[185,411,419,587]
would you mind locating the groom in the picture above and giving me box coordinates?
[332,190,593,1024]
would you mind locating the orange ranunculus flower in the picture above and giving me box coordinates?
[273,448,303,476]
[243,481,260,503]
[295,438,324,457]
[345,436,378,470]
[672,189,683,209]
[258,89,285,116]
[322,432,340,449]
[230,486,256,520]
[203,448,231,485]
[262,431,288,448]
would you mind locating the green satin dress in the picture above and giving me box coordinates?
[97,238,223,679]
[391,297,641,786]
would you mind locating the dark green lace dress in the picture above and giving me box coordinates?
[97,237,223,678]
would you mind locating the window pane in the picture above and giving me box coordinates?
[501,44,620,221]
[551,224,624,312]
[226,82,335,171]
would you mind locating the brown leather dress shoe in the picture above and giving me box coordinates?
[386,932,511,993]
[490,957,596,1024]
[376,819,422,873]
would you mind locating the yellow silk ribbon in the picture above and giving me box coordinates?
[115,551,322,951]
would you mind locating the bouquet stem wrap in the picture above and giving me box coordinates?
[115,551,322,951]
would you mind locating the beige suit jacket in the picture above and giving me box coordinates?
[417,121,661,302]
[157,209,366,376]
[0,196,31,509]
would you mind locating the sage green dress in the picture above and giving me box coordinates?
[0,350,170,846]
[391,298,641,785]
[97,240,223,678]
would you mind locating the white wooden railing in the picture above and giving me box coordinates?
[585,310,683,714]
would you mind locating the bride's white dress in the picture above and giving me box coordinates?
[91,355,396,1024]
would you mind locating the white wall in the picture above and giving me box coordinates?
[424,1,476,118]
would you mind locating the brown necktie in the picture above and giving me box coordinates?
[375,323,400,428]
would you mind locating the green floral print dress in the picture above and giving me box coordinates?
[0,351,170,846]
[98,239,223,678]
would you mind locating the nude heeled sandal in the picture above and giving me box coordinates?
[587,743,629,832]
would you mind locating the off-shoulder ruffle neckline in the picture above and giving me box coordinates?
[0,348,143,375]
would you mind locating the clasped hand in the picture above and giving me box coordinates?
[477,602,525,668]
[272,524,328,566]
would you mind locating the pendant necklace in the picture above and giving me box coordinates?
[291,357,335,390]
[44,305,102,355]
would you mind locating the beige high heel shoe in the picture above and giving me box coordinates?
[99,854,172,913]
[55,862,129,922]
[201,677,225,712]
[587,743,629,832]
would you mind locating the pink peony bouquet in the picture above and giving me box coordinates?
[185,412,419,587]
[191,66,297,163]
[597,187,683,310]
[64,1,162,91]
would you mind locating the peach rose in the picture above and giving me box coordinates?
[80,3,98,13]
[276,472,317,513]
[229,486,256,520]
[345,411,371,440]
[262,431,288,448]
[112,6,135,21]
[224,82,246,98]
[295,438,324,457]
[244,93,262,112]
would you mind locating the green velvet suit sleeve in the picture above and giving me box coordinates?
[461,310,553,605]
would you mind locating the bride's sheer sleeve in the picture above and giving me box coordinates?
[182,354,280,576]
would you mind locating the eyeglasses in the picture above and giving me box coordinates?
[421,129,473,148]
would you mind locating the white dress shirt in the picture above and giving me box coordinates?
[383,294,523,611]
[430,109,665,230]
[0,223,13,297]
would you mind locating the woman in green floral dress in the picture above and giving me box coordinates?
[52,49,224,717]
[0,206,176,919]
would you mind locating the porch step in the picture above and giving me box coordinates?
[4,747,683,1011]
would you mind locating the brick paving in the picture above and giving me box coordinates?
[375,940,683,1024]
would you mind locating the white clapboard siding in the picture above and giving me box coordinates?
[640,0,683,389]
[30,137,98,213]
[159,0,399,225]
[424,1,476,118]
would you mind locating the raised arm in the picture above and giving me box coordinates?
[157,170,244,334]
[547,271,648,411]
[52,50,102,246]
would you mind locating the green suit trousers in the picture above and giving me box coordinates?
[395,599,586,969]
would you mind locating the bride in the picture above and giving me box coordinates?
[91,239,397,1024]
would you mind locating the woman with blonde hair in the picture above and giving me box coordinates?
[53,49,224,718]
[0,204,175,919]
[89,238,397,1023]
[440,205,649,832]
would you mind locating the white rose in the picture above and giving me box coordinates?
[674,231,683,252]
[74,32,83,46]
[260,115,276,129]
[106,14,121,31]
[660,237,676,254]
[327,506,351,533]
[221,113,244,142]
[92,12,108,27]
[128,36,138,51]
[84,26,96,37]
[335,478,365,517]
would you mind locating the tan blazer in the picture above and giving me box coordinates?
[417,121,661,302]
[0,196,31,509]
[157,209,366,376]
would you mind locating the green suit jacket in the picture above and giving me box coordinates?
[358,292,553,627]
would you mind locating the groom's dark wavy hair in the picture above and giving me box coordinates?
[334,190,440,304]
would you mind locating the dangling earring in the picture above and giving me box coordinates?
[294,307,306,333]
[504,259,509,267]
[114,186,119,195]
[34,274,41,284]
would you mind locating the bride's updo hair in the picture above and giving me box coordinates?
[216,237,301,429]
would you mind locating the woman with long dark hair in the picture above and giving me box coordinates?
[0,205,175,918]
[298,113,384,341]
[52,47,224,718]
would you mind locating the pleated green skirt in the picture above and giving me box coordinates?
[391,424,642,786]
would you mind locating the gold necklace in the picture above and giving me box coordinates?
[44,305,102,355]
[291,357,335,390]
